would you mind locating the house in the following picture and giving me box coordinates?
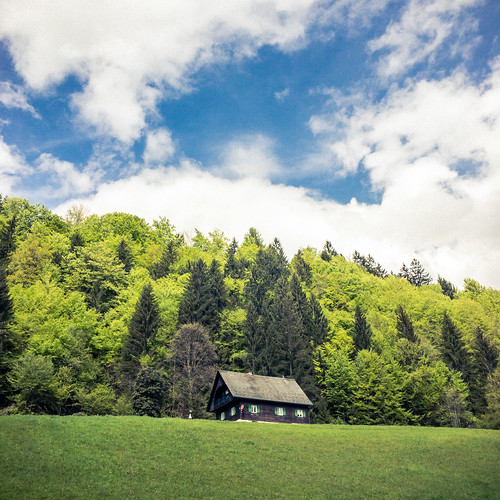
[207,370,313,424]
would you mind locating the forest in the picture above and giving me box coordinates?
[0,196,498,428]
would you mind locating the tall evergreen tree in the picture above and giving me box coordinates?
[308,293,329,346]
[243,300,262,373]
[396,305,418,343]
[132,367,164,417]
[474,327,499,377]
[352,251,388,278]
[320,240,338,262]
[400,258,432,286]
[0,216,16,264]
[151,240,177,279]
[177,259,211,327]
[352,305,372,352]
[117,239,133,272]
[224,238,243,278]
[440,312,472,379]
[122,283,161,383]
[0,264,15,406]
[438,275,457,299]
[293,250,312,286]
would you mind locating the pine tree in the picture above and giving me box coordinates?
[320,240,337,262]
[293,250,312,286]
[474,327,498,378]
[70,232,84,251]
[151,240,177,279]
[352,305,372,352]
[132,367,164,417]
[0,216,16,264]
[122,283,161,383]
[353,251,388,278]
[440,312,472,379]
[243,300,262,373]
[308,293,329,346]
[117,239,133,272]
[438,276,457,299]
[396,305,418,343]
[177,259,211,326]
[400,258,432,286]
[224,238,243,278]
[0,264,15,406]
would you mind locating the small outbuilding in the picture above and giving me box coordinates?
[207,370,313,424]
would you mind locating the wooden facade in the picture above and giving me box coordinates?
[207,370,312,424]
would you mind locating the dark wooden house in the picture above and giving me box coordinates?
[207,370,313,424]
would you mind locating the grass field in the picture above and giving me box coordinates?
[1,416,499,499]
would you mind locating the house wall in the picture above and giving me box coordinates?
[216,399,310,424]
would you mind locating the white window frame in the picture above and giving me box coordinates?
[249,404,260,414]
[230,407,236,417]
[295,408,305,418]
[220,411,225,421]
[276,407,285,416]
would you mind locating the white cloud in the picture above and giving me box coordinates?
[216,135,283,180]
[274,88,290,101]
[308,58,500,287]
[368,0,478,79]
[0,82,39,116]
[0,0,321,142]
[0,136,30,194]
[35,153,99,198]
[143,128,175,164]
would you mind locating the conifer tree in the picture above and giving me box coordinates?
[474,327,498,378]
[400,258,432,286]
[396,305,418,343]
[440,312,472,378]
[117,239,133,273]
[308,293,329,346]
[177,259,211,327]
[122,283,161,383]
[70,232,84,252]
[151,240,177,279]
[243,300,262,373]
[438,276,457,299]
[352,305,372,352]
[0,264,15,406]
[293,250,312,286]
[132,367,164,417]
[320,240,337,261]
[0,216,16,264]
[224,238,243,278]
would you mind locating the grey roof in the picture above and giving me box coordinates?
[218,370,313,406]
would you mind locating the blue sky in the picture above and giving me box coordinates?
[0,0,500,287]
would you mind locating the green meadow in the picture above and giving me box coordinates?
[1,416,499,499]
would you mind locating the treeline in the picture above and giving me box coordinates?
[0,196,499,427]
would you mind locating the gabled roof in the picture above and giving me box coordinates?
[213,370,313,407]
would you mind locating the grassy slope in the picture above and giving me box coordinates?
[1,416,499,499]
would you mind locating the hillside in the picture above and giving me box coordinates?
[1,416,499,499]
[0,196,499,427]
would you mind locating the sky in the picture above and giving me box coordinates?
[0,0,499,288]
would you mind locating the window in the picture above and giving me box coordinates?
[275,407,286,416]
[295,408,305,418]
[230,407,236,417]
[220,411,226,421]
[249,404,260,414]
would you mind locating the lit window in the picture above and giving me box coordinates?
[275,407,286,416]
[295,409,305,418]
[220,411,225,421]
[230,407,236,417]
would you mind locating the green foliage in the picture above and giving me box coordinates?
[132,367,164,417]
[352,305,372,352]
[1,196,500,427]
[399,258,432,286]
[8,353,58,413]
[122,283,161,383]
